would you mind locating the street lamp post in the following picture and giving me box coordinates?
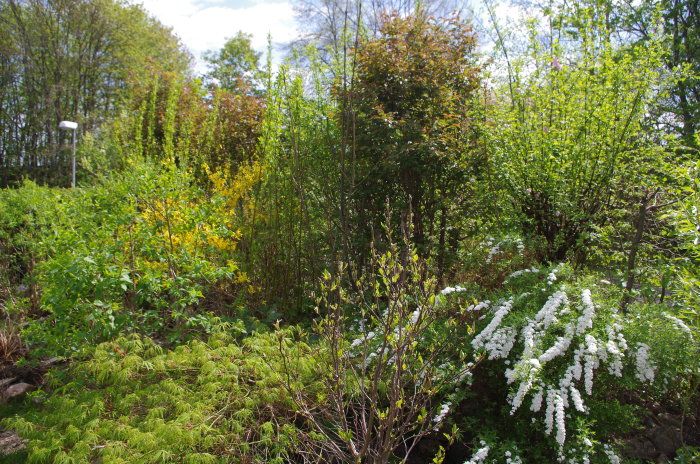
[59,120,78,188]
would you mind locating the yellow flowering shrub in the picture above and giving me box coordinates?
[20,160,269,354]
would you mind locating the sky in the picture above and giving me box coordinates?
[132,0,522,76]
[132,0,300,74]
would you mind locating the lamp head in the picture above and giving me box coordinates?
[59,121,78,130]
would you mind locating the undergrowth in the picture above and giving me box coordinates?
[2,327,320,464]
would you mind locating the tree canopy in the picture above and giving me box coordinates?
[203,31,263,92]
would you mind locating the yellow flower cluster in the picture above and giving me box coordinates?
[116,161,267,294]
[210,160,263,205]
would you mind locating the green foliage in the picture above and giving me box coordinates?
[663,159,700,338]
[2,329,319,463]
[0,180,61,313]
[92,69,263,181]
[203,31,264,91]
[489,12,670,262]
[623,303,699,397]
[348,11,485,267]
[1,161,256,355]
[1,4,699,464]
[278,237,477,463]
[558,0,700,150]
[234,58,341,316]
[451,240,699,462]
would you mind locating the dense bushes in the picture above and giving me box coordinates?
[459,257,698,462]
[2,233,697,463]
[487,14,669,264]
[82,69,264,181]
[0,162,261,356]
[347,12,484,264]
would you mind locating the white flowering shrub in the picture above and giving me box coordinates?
[458,262,698,463]
[272,228,698,463]
[460,439,528,464]
[621,304,699,397]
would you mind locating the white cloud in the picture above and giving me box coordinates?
[133,0,299,74]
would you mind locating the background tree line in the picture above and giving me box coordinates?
[0,0,190,187]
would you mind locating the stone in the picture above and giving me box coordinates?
[0,430,27,456]
[621,436,659,461]
[4,382,34,400]
[0,378,16,389]
[650,425,683,457]
[658,413,682,428]
[41,356,63,366]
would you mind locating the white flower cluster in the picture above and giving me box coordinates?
[433,402,451,430]
[466,300,491,312]
[504,450,523,464]
[547,264,564,285]
[602,323,627,377]
[474,286,658,449]
[662,312,693,337]
[348,329,376,355]
[634,343,655,382]
[507,267,541,281]
[410,308,421,325]
[530,386,544,412]
[435,360,473,382]
[485,236,525,264]
[535,291,569,329]
[484,327,517,360]
[576,290,595,334]
[441,285,467,295]
[603,444,621,464]
[486,243,501,264]
[539,324,575,363]
[472,299,514,352]
[506,358,540,412]
[463,441,490,464]
[583,335,600,395]
[514,237,525,252]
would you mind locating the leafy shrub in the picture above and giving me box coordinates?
[2,160,261,356]
[348,11,484,263]
[277,239,478,463]
[489,15,669,263]
[0,181,67,315]
[86,68,264,181]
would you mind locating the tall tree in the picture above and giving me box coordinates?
[509,0,699,150]
[644,0,698,150]
[486,1,670,263]
[292,0,464,67]
[347,11,483,269]
[203,31,263,92]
